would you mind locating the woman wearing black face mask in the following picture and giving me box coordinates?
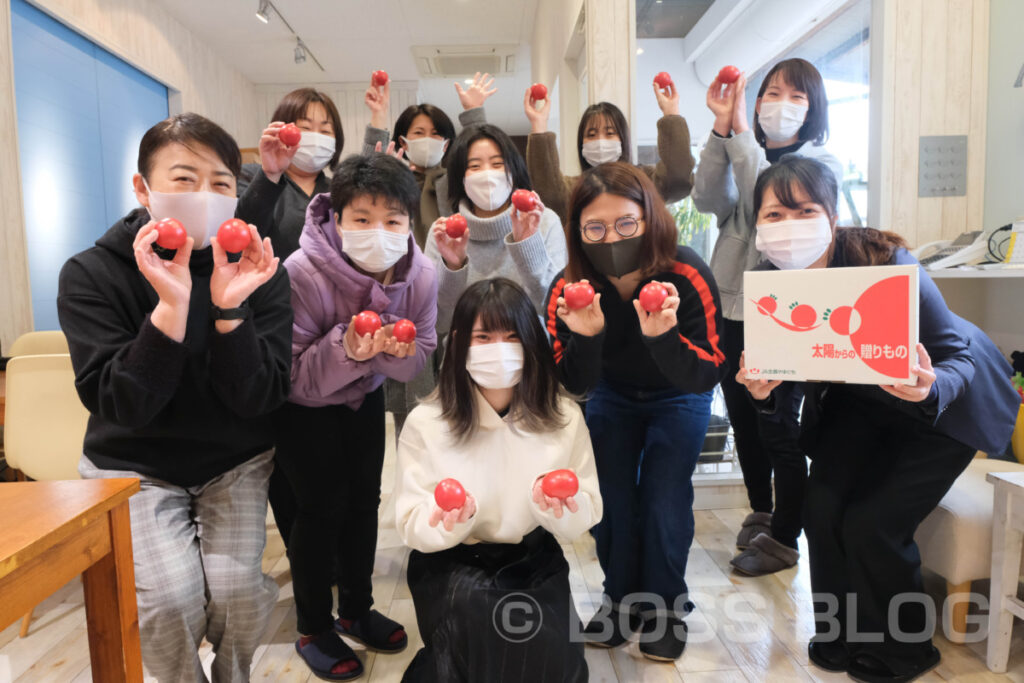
[544,162,726,662]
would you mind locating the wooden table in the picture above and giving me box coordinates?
[0,479,142,681]
[1,368,5,426]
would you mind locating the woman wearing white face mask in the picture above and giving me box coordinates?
[423,123,567,334]
[57,113,291,682]
[395,278,601,682]
[691,58,843,570]
[523,83,696,224]
[738,156,1021,680]
[274,153,438,680]
[362,72,498,248]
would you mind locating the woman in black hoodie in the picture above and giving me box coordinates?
[57,113,293,683]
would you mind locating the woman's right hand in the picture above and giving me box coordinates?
[455,72,497,110]
[342,322,387,362]
[133,221,193,342]
[730,73,750,135]
[523,86,551,134]
[431,217,468,271]
[364,76,390,129]
[706,78,736,137]
[736,351,782,401]
[259,122,298,182]
[429,493,477,532]
[556,282,604,337]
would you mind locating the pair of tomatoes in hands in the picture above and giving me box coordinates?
[432,469,580,524]
[561,281,666,312]
[153,218,252,253]
[351,311,417,343]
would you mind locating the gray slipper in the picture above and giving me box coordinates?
[736,512,772,550]
[730,533,799,576]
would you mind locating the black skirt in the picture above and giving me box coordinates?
[402,527,588,683]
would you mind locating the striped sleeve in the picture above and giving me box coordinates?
[544,273,605,396]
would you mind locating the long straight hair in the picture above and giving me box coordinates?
[436,278,566,442]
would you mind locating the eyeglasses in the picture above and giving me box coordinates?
[582,215,642,242]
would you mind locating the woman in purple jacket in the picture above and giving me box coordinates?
[274,153,438,680]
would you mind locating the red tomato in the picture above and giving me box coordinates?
[434,478,467,511]
[791,304,817,328]
[653,72,673,89]
[530,83,548,101]
[154,218,187,250]
[718,65,741,84]
[279,123,302,147]
[638,282,668,312]
[510,189,536,212]
[216,219,251,253]
[756,295,777,315]
[563,282,595,310]
[541,469,579,499]
[445,214,468,239]
[353,310,382,337]
[393,319,417,344]
[372,70,389,87]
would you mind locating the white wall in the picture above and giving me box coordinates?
[983,0,1024,229]
[635,38,716,148]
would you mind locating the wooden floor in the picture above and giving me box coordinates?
[5,420,1024,682]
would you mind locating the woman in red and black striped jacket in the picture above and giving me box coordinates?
[545,162,726,662]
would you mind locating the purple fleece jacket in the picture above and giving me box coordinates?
[284,192,438,409]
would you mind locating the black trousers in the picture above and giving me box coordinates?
[274,388,386,635]
[803,388,974,665]
[720,318,808,547]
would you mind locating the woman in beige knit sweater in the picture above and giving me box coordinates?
[523,82,696,224]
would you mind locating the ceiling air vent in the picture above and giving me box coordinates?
[412,45,518,78]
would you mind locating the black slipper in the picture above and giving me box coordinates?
[295,632,364,681]
[582,601,642,648]
[807,639,849,672]
[847,645,940,683]
[639,615,687,662]
[334,610,408,653]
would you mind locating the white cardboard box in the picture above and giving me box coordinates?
[743,265,919,384]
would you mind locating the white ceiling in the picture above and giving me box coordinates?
[154,0,542,133]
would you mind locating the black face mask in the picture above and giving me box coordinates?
[581,235,644,278]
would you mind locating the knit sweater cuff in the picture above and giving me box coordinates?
[504,228,550,277]
[123,315,189,398]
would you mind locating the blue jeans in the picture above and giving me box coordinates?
[585,381,712,615]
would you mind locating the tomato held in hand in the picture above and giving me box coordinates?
[530,83,548,101]
[217,219,251,253]
[510,189,536,212]
[718,65,741,84]
[353,310,382,337]
[154,218,187,250]
[653,72,673,89]
[393,319,417,344]
[279,123,302,147]
[372,70,389,86]
[541,469,579,499]
[563,282,595,310]
[434,478,467,511]
[638,282,668,312]
[445,214,468,239]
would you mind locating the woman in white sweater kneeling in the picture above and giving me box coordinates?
[395,278,601,682]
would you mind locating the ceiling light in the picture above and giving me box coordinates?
[255,0,270,23]
[294,39,307,64]
[464,78,473,84]
[637,47,644,55]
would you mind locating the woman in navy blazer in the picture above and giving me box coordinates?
[737,157,1020,683]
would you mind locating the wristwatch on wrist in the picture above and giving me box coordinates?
[210,303,251,321]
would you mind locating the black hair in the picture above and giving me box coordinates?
[445,124,531,210]
[437,278,566,442]
[577,102,632,170]
[391,104,456,164]
[753,156,838,219]
[272,88,344,169]
[753,58,830,147]
[329,153,420,218]
[138,112,241,180]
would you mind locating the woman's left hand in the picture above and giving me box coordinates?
[509,192,544,243]
[532,477,579,519]
[879,343,936,403]
[653,80,680,116]
[210,224,279,311]
[380,324,417,359]
[455,72,497,110]
[633,281,681,338]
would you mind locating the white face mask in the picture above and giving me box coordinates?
[340,227,409,273]
[755,216,833,270]
[402,136,447,169]
[467,342,524,389]
[144,179,238,249]
[292,131,336,173]
[757,100,808,143]
[464,169,512,211]
[581,138,623,166]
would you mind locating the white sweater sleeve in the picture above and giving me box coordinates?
[395,412,477,552]
[528,407,603,539]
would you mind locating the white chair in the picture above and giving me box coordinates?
[4,353,90,635]
[7,330,69,357]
